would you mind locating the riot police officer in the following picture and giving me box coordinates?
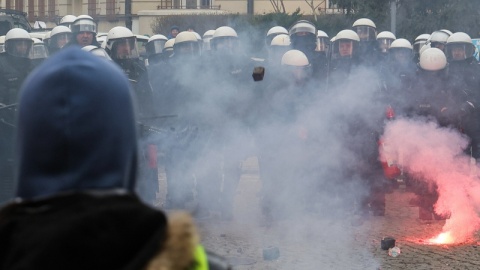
[30,37,49,67]
[289,20,324,80]
[145,34,168,66]
[106,26,158,205]
[160,31,203,210]
[445,32,480,95]
[408,48,480,220]
[0,28,34,204]
[376,31,396,66]
[266,26,288,47]
[48,25,72,54]
[327,29,360,87]
[413,33,430,63]
[380,38,416,108]
[421,30,451,54]
[68,15,101,48]
[258,49,314,221]
[202,30,215,53]
[352,18,378,67]
[267,34,291,67]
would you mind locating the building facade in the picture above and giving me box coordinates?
[0,0,341,35]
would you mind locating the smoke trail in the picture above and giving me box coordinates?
[381,117,480,243]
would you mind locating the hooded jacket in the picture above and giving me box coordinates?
[0,48,201,270]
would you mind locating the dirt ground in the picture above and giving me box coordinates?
[158,157,480,270]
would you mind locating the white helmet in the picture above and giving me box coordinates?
[440,29,453,36]
[445,32,475,61]
[331,29,359,59]
[267,26,288,37]
[31,38,49,59]
[106,26,138,60]
[266,26,288,46]
[203,30,215,39]
[5,28,33,58]
[281,49,309,67]
[377,31,396,53]
[174,31,198,44]
[413,34,430,53]
[71,15,97,34]
[146,34,168,56]
[271,34,290,46]
[390,38,412,50]
[419,48,447,71]
[59,15,77,28]
[202,30,215,51]
[317,30,328,38]
[173,31,200,56]
[427,30,451,51]
[376,31,395,40]
[352,18,376,42]
[336,29,360,42]
[50,25,72,50]
[164,38,175,52]
[389,38,413,62]
[316,30,329,53]
[213,26,238,38]
[289,20,316,36]
[352,18,376,28]
[211,26,238,52]
[82,45,112,60]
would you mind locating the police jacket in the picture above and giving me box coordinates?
[407,69,480,158]
[0,53,32,106]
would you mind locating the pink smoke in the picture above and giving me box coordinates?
[380,117,480,243]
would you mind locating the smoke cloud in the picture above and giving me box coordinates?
[381,117,480,243]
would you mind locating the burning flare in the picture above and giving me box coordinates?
[381,118,480,244]
[428,231,455,245]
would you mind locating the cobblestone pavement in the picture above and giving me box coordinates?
[159,157,480,269]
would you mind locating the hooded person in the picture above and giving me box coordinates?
[0,47,229,270]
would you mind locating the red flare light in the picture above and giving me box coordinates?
[427,232,455,245]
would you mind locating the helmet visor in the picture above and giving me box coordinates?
[6,39,33,58]
[51,32,72,49]
[316,37,329,52]
[354,26,376,42]
[332,39,356,59]
[146,39,166,55]
[389,48,413,65]
[31,44,49,59]
[111,37,139,60]
[211,36,238,52]
[413,40,426,53]
[289,24,316,36]
[446,43,475,61]
[71,19,97,34]
[174,41,200,56]
[377,38,393,53]
[430,41,446,51]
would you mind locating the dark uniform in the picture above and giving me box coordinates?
[0,52,33,204]
[406,53,480,220]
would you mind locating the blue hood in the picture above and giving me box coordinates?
[15,47,138,200]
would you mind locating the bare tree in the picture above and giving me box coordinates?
[269,0,286,13]
[304,0,326,21]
